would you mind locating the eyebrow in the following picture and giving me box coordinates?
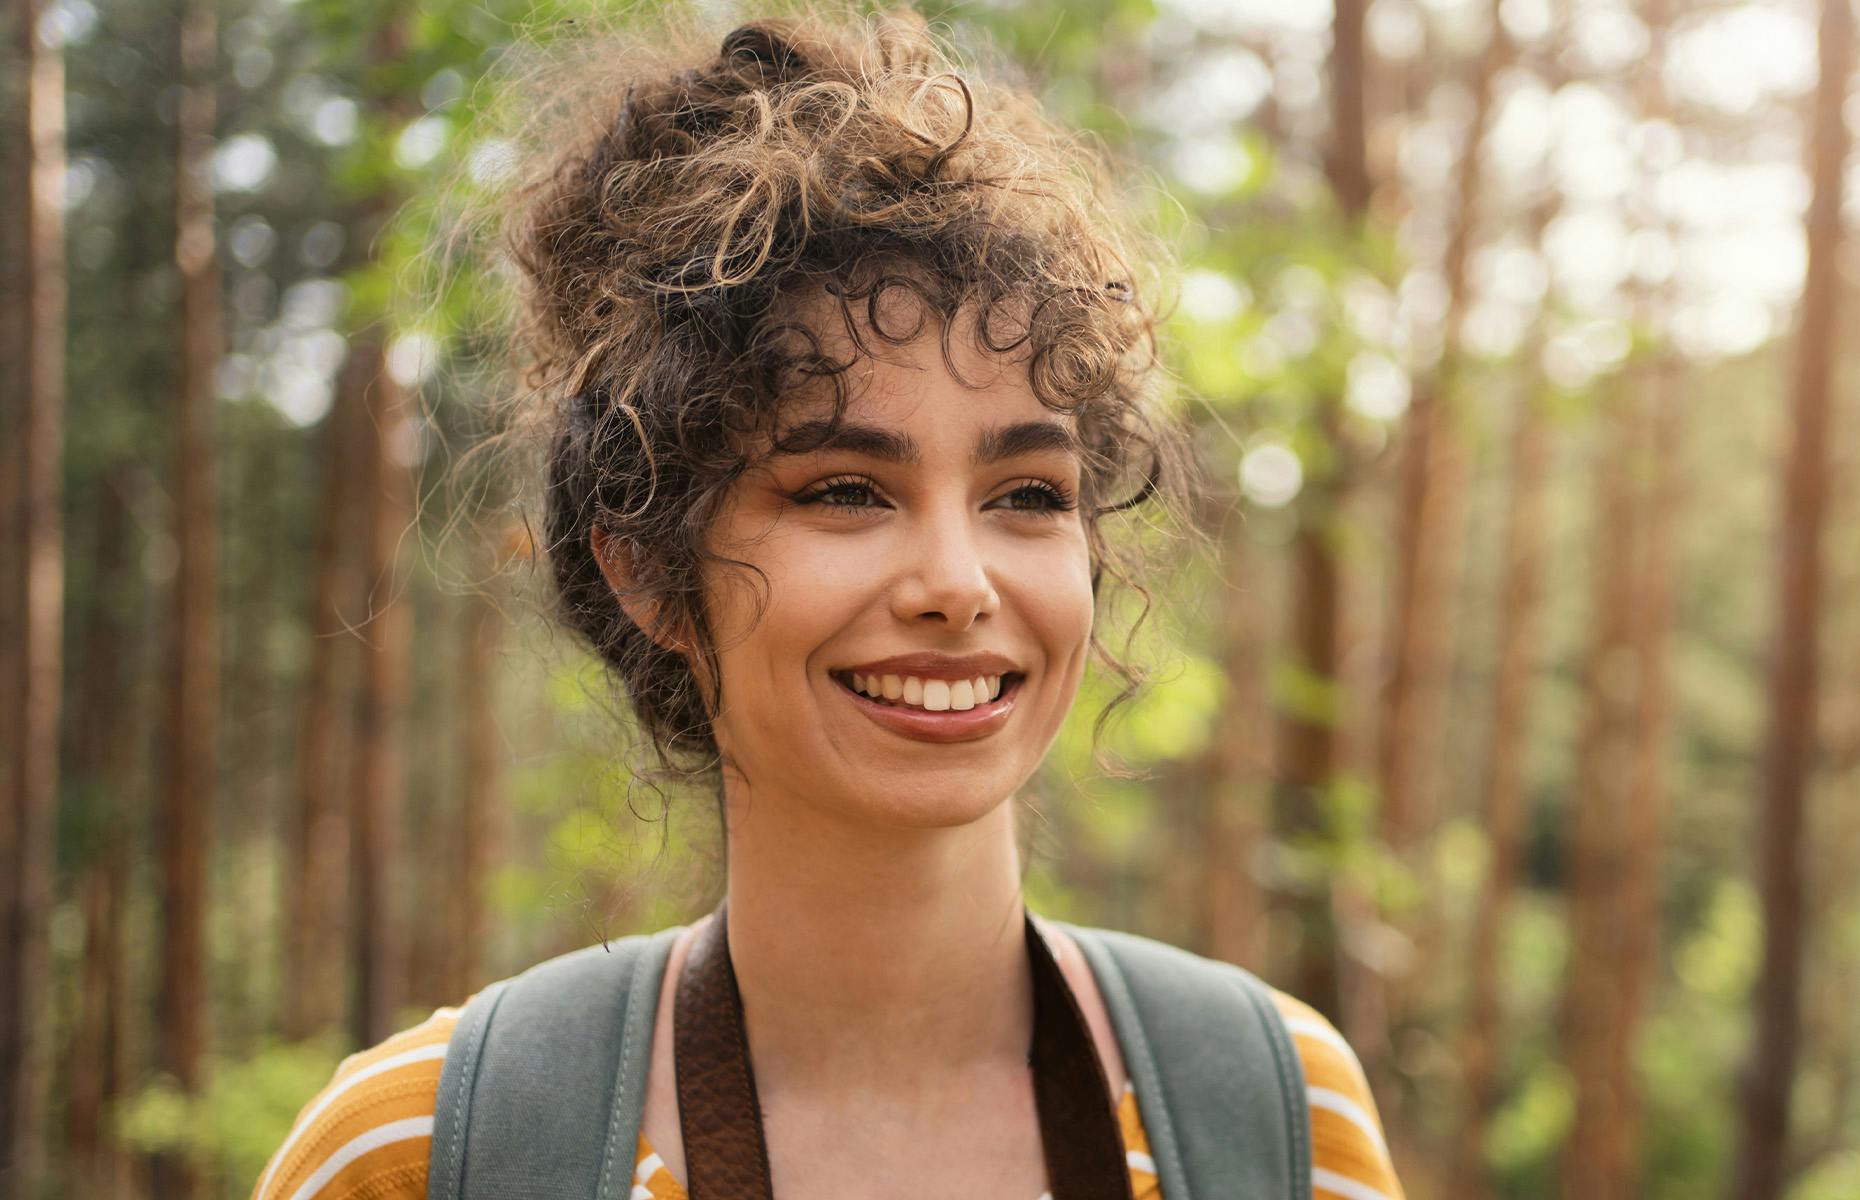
[768,418,1081,466]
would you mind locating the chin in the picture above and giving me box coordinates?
[815,762,1026,831]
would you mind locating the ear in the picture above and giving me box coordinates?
[590,524,689,656]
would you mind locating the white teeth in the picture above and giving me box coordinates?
[843,672,1012,710]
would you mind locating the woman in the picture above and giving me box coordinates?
[255,5,1403,1198]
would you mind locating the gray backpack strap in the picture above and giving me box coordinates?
[427,925,683,1200]
[1059,923,1311,1200]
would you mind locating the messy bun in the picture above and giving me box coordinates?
[469,0,1188,777]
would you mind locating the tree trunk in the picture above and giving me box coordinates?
[1198,500,1271,973]
[454,575,506,997]
[345,9,419,1048]
[1451,356,1553,1200]
[1600,349,1681,1196]
[282,369,363,1040]
[1276,0,1374,1028]
[152,1,219,1194]
[1731,0,1854,1194]
[1560,373,1645,1200]
[1374,0,1505,852]
[1,1,64,1190]
[348,338,414,1048]
[1326,0,1370,216]
[1353,0,1506,1106]
[64,473,140,1197]
[406,589,453,1010]
[0,12,21,1181]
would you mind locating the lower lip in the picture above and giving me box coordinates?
[834,676,1020,744]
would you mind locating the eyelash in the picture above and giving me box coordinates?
[793,474,1078,518]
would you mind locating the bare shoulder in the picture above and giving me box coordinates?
[1039,924,1131,1100]
[249,1005,462,1200]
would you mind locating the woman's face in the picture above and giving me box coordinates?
[699,302,1096,829]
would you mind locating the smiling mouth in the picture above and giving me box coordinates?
[830,670,1024,712]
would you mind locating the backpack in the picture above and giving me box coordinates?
[426,921,1311,1200]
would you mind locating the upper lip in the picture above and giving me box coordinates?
[835,651,1021,681]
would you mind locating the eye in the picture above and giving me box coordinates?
[991,479,1078,517]
[793,475,888,514]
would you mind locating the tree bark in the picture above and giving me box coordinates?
[1353,0,1507,1106]
[343,8,420,1049]
[1204,503,1272,973]
[1326,0,1370,216]
[454,574,506,997]
[1607,3,1681,1183]
[152,1,219,1194]
[283,368,363,1040]
[348,339,415,1048]
[1451,348,1553,1200]
[1275,0,1375,1028]
[0,16,21,1181]
[1602,349,1680,1195]
[1731,0,1854,1194]
[1374,0,1506,853]
[1,0,64,1190]
[63,473,140,1198]
[1560,373,1645,1200]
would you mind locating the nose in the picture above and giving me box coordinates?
[891,501,999,630]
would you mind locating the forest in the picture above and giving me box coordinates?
[2,0,1858,1196]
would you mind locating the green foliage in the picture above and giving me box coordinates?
[1487,1065,1574,1190]
[117,1036,349,1194]
[1796,1153,1860,1200]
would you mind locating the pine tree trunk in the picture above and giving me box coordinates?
[407,589,452,1010]
[455,575,506,997]
[283,369,362,1040]
[1598,11,1681,1188]
[1601,350,1681,1195]
[1374,0,1505,851]
[348,339,414,1048]
[1276,0,1373,1026]
[1561,378,1646,1200]
[1353,0,1506,1104]
[344,9,419,1049]
[1731,0,1854,1194]
[152,1,219,1193]
[0,12,22,1179]
[1451,355,1552,1200]
[1200,501,1271,972]
[64,474,139,1196]
[1,0,64,1189]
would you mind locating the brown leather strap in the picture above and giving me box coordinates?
[674,903,1134,1200]
[1026,915,1135,1200]
[675,903,775,1198]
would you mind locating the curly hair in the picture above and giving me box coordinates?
[467,0,1192,779]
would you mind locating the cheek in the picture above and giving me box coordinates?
[702,530,856,684]
[1013,533,1097,660]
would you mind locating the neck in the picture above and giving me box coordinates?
[719,782,1031,1099]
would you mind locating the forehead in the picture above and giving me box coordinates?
[770,279,1057,433]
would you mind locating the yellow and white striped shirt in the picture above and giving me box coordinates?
[253,987,1403,1200]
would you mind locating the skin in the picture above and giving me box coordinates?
[594,293,1128,1199]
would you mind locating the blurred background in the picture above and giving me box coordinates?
[3,0,1858,1196]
